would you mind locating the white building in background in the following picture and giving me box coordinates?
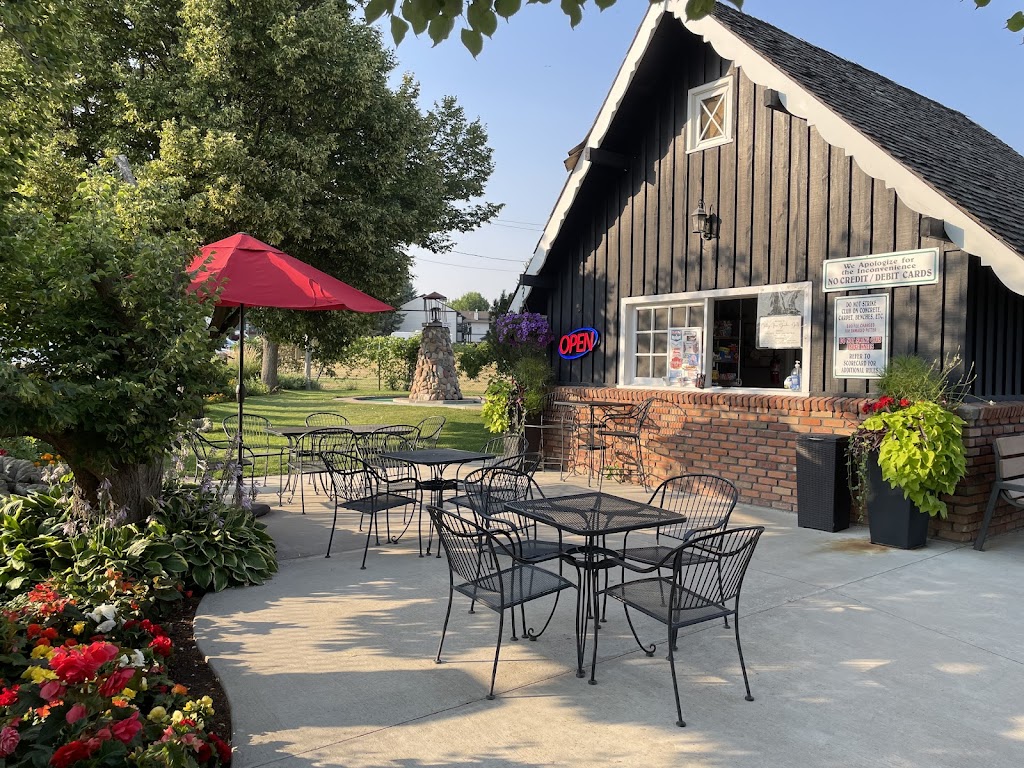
[457,310,491,343]
[392,292,458,340]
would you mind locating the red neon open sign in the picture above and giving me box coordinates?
[558,327,600,360]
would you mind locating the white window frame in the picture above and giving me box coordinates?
[618,282,813,395]
[686,75,734,153]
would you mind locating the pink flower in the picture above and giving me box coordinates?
[110,711,142,744]
[39,681,66,702]
[0,726,19,757]
[65,704,87,725]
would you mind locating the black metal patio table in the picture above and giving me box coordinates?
[504,491,687,684]
[380,448,494,556]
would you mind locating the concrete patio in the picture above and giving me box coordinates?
[196,472,1024,768]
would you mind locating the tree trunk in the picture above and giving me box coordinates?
[261,338,279,389]
[68,458,165,525]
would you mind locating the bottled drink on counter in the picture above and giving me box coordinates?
[790,361,801,391]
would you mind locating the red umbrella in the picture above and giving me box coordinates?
[187,233,393,497]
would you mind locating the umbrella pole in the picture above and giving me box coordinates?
[236,304,246,501]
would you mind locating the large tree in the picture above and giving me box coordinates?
[64,0,500,384]
[367,0,1023,53]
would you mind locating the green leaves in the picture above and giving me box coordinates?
[863,401,967,519]
[1008,11,1024,32]
[376,0,742,52]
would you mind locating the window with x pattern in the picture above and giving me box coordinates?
[687,76,733,152]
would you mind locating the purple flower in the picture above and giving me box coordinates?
[496,312,554,349]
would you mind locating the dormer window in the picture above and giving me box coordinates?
[687,75,734,152]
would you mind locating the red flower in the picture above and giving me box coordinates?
[209,732,232,764]
[0,685,19,707]
[26,624,42,639]
[197,742,213,763]
[65,704,87,725]
[900,398,911,407]
[42,627,59,641]
[0,725,19,757]
[110,711,142,744]
[49,740,94,768]
[49,642,119,684]
[98,667,135,698]
[149,636,172,657]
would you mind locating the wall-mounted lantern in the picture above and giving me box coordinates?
[691,198,720,240]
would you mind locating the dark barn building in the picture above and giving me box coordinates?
[514,4,1024,542]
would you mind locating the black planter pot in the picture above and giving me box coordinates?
[865,459,930,549]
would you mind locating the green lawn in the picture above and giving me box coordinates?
[201,378,490,474]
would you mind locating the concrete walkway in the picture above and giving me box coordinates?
[196,472,1024,768]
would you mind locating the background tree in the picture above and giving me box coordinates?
[367,0,1023,53]
[490,290,515,318]
[450,291,491,312]
[56,0,501,386]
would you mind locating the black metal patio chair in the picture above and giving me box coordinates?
[305,411,350,427]
[427,504,576,700]
[222,414,287,501]
[602,525,764,727]
[286,427,356,515]
[321,450,421,568]
[613,474,739,624]
[413,416,446,449]
[596,396,657,489]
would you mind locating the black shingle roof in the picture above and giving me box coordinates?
[713,4,1024,258]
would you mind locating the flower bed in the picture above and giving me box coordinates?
[0,575,231,767]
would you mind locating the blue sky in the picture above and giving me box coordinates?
[386,0,1024,305]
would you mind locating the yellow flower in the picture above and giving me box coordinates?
[138,677,148,691]
[147,706,167,722]
[30,645,52,659]
[21,666,58,683]
[72,622,86,635]
[171,710,184,725]
[120,688,137,700]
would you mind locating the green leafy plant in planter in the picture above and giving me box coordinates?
[848,354,972,519]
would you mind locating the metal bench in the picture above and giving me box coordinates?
[974,434,1024,551]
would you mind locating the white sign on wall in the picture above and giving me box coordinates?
[834,295,889,379]
[823,248,939,292]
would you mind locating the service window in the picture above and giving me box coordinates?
[620,283,811,393]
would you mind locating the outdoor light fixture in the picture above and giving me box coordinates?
[429,306,442,323]
[691,198,720,240]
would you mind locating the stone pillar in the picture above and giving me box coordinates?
[409,322,463,402]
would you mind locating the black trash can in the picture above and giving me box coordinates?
[796,434,851,532]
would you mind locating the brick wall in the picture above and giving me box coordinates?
[547,387,1024,544]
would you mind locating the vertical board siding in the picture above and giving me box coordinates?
[966,258,1024,397]
[541,38,991,395]
[769,109,790,285]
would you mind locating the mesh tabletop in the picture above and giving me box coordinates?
[380,449,493,466]
[506,492,686,536]
[271,424,412,437]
